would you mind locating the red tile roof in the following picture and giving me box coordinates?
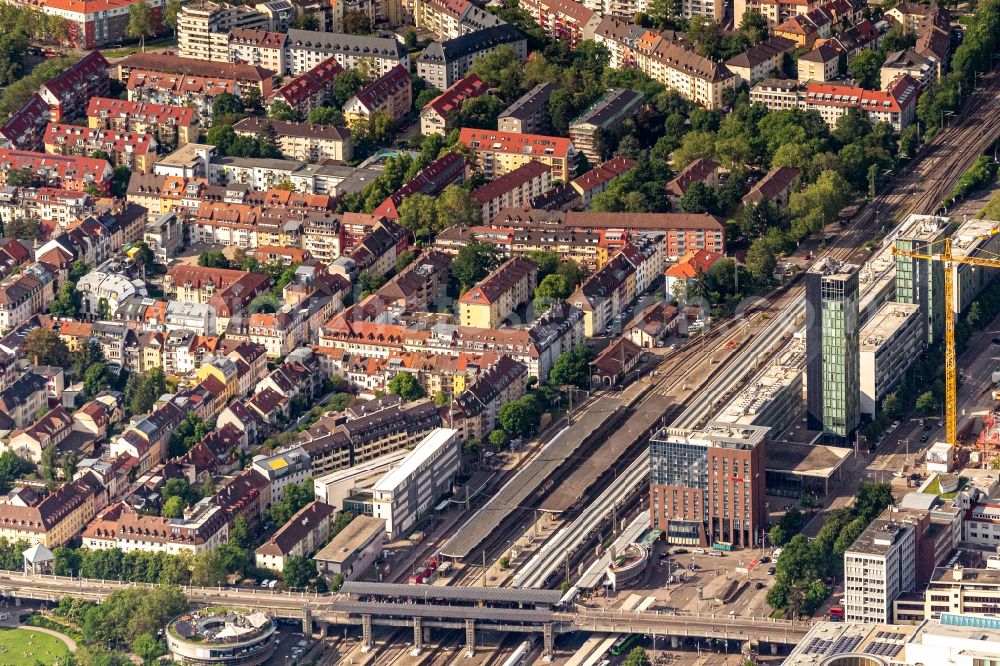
[426,74,488,117]
[43,123,157,155]
[271,57,343,108]
[459,128,573,159]
[86,97,196,127]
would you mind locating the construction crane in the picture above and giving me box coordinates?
[891,227,1000,447]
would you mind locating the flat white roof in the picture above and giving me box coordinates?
[314,449,409,487]
[372,428,457,493]
[860,302,919,350]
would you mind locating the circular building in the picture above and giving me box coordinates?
[606,544,649,589]
[167,608,277,666]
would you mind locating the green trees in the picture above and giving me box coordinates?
[397,186,480,242]
[549,344,590,389]
[191,550,228,586]
[470,45,524,102]
[916,390,939,416]
[456,94,507,129]
[24,328,70,367]
[357,270,384,299]
[127,0,155,51]
[388,371,425,401]
[787,170,852,240]
[452,241,503,294]
[679,181,718,214]
[163,0,181,33]
[197,250,231,269]
[124,367,167,415]
[623,647,651,666]
[498,394,543,439]
[847,50,884,90]
[268,480,314,526]
[167,413,213,458]
[307,106,345,126]
[212,92,245,119]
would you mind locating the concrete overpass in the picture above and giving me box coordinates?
[0,573,811,658]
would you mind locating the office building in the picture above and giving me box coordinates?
[648,422,767,549]
[371,428,460,538]
[313,514,385,580]
[860,302,922,415]
[844,517,916,623]
[893,214,948,344]
[806,258,860,443]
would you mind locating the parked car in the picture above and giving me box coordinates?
[755,581,766,590]
[766,567,776,575]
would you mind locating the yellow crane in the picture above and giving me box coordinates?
[891,227,1000,446]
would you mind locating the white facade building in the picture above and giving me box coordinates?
[371,428,459,538]
[844,517,917,623]
[859,302,922,415]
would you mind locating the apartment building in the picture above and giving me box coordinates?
[570,155,637,206]
[117,53,274,99]
[665,157,720,204]
[251,447,311,505]
[83,499,229,554]
[372,428,460,538]
[228,28,288,74]
[0,95,51,152]
[413,0,505,39]
[233,117,352,162]
[451,356,528,441]
[648,423,768,548]
[844,518,917,623]
[420,74,489,136]
[178,1,273,62]
[472,160,553,222]
[568,89,643,163]
[725,36,797,86]
[284,29,410,77]
[0,149,113,194]
[592,20,736,109]
[749,77,803,110]
[41,0,162,48]
[498,82,557,134]
[417,25,528,90]
[460,129,576,182]
[804,75,920,132]
[458,257,539,328]
[87,98,197,152]
[373,151,466,219]
[35,52,110,124]
[343,65,413,125]
[126,71,240,126]
[43,124,158,174]
[0,475,102,547]
[254,500,335,571]
[881,48,939,90]
[520,0,600,47]
[570,235,665,336]
[269,57,344,116]
[0,269,57,333]
[859,302,922,415]
[742,165,800,210]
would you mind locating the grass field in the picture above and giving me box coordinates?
[0,628,71,665]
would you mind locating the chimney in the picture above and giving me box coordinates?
[953,564,964,581]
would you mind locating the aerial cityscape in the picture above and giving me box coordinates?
[0,0,995,662]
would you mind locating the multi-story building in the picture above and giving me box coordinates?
[284,29,410,77]
[413,0,504,39]
[251,447,311,505]
[343,65,412,125]
[724,36,797,86]
[373,151,466,219]
[648,422,767,548]
[43,123,158,174]
[371,428,460,538]
[665,158,721,204]
[520,0,600,47]
[42,0,163,49]
[178,1,272,62]
[472,160,552,222]
[417,25,527,90]
[592,20,736,109]
[805,258,860,443]
[797,41,840,82]
[0,94,51,152]
[126,71,241,126]
[458,257,539,328]
[82,499,229,554]
[0,150,113,194]
[254,500,335,571]
[742,165,800,210]
[420,74,489,136]
[859,302,922,415]
[233,117,352,162]
[570,155,637,206]
[38,51,111,122]
[87,98,197,152]
[749,77,803,110]
[803,75,921,132]
[844,517,917,623]
[460,129,576,182]
[568,89,643,163]
[116,53,274,98]
[0,474,102,547]
[228,28,288,74]
[450,356,528,441]
[948,217,1000,315]
[881,48,939,90]
[268,57,344,116]
[498,82,557,134]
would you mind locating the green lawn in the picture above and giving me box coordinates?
[0,628,71,665]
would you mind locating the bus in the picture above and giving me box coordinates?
[609,635,638,656]
[829,606,845,622]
